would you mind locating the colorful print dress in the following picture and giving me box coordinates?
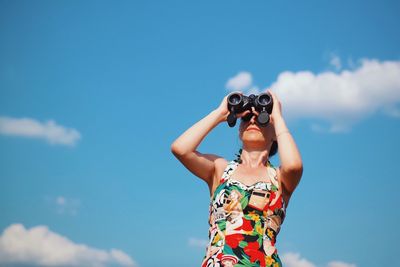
[201,160,286,267]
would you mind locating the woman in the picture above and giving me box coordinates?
[171,90,303,267]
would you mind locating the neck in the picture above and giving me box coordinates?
[239,145,270,168]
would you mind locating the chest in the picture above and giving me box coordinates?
[229,165,273,186]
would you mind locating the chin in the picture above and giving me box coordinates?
[242,138,263,143]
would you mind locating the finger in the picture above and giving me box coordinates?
[237,110,251,117]
[251,107,260,116]
[268,90,278,101]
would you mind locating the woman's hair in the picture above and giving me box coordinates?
[269,141,278,157]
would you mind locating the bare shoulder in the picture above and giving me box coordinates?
[214,157,229,177]
[200,154,227,182]
[201,153,227,168]
[209,157,229,196]
[215,157,229,170]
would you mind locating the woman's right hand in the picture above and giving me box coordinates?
[215,92,252,123]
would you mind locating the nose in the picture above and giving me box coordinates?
[249,113,257,124]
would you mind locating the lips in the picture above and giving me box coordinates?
[246,127,260,132]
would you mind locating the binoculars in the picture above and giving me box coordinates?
[226,92,273,127]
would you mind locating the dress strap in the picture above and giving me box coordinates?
[220,160,239,183]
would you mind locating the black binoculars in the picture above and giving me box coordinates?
[226,92,273,127]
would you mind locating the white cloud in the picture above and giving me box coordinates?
[281,252,316,267]
[225,71,253,91]
[0,116,81,146]
[326,261,357,267]
[0,223,137,267]
[281,252,357,267]
[188,237,208,248]
[269,58,400,131]
[226,58,400,132]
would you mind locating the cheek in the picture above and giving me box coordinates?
[262,126,273,136]
[263,125,274,135]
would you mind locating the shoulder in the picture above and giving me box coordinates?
[214,157,229,170]
[213,157,231,182]
[200,154,228,173]
[209,157,231,196]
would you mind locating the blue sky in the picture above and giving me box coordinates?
[1,1,399,267]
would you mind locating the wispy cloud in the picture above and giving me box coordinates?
[281,252,356,267]
[327,262,357,267]
[0,223,137,267]
[0,116,81,146]
[188,237,208,248]
[329,53,342,71]
[225,58,400,132]
[281,252,316,267]
[44,195,81,216]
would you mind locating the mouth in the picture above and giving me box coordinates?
[246,127,261,132]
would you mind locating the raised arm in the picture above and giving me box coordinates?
[171,93,250,190]
[269,91,303,203]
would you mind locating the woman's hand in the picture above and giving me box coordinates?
[267,90,283,125]
[215,92,252,123]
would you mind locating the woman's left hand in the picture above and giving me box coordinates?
[267,90,283,124]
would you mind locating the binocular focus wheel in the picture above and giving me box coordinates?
[257,112,270,126]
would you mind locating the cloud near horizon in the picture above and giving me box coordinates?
[0,223,136,267]
[0,116,81,146]
[281,252,356,267]
[226,57,400,132]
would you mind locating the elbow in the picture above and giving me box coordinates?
[282,161,303,174]
[170,142,180,156]
[170,142,186,157]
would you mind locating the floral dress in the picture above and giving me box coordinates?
[201,160,286,267]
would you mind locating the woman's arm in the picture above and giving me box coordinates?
[171,93,250,188]
[269,91,303,197]
[171,108,225,186]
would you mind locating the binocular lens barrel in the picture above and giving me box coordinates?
[257,93,272,106]
[227,93,242,106]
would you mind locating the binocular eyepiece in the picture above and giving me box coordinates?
[227,92,273,127]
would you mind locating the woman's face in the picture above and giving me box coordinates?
[239,114,275,147]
